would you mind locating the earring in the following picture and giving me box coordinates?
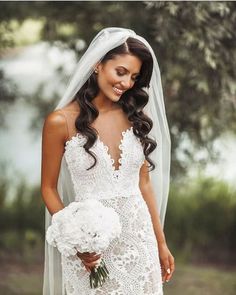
[94,68,98,74]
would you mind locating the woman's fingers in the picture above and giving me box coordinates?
[83,255,101,263]
[82,258,101,272]
[161,258,169,282]
[161,255,175,283]
[84,260,100,267]
[82,262,91,273]
[165,256,175,282]
[82,252,98,257]
[77,251,101,262]
[77,251,101,272]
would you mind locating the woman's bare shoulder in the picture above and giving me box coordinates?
[44,109,66,128]
[43,100,80,127]
[42,101,80,141]
[42,110,68,142]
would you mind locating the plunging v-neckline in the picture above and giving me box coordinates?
[96,126,133,173]
[64,125,134,177]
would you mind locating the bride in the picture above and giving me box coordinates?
[41,27,174,294]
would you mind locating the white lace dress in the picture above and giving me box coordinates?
[61,126,163,295]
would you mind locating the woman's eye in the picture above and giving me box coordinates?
[116,71,124,76]
[116,71,139,82]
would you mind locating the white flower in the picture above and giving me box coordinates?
[46,199,122,257]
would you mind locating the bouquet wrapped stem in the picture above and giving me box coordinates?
[90,258,109,288]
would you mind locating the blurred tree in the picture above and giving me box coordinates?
[0,70,18,126]
[146,2,236,176]
[0,1,236,177]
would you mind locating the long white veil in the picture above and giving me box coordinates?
[43,27,171,295]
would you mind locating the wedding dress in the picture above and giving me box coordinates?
[57,109,163,295]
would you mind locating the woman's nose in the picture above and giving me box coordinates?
[120,76,132,89]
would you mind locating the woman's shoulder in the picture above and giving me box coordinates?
[42,102,80,142]
[42,110,67,144]
[44,101,80,126]
[44,109,67,129]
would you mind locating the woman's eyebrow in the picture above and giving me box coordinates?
[116,66,140,75]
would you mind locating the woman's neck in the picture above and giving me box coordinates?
[92,92,121,113]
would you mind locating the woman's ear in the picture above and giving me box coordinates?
[94,62,101,72]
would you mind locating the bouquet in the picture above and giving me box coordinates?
[46,199,122,288]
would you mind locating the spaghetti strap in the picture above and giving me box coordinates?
[57,109,79,142]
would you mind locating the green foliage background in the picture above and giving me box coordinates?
[0,2,236,293]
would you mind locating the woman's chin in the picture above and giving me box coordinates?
[107,93,121,101]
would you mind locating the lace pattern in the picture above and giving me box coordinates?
[64,127,145,201]
[61,128,163,294]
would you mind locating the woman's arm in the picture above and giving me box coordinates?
[41,111,102,270]
[139,160,166,244]
[139,160,175,282]
[41,110,68,215]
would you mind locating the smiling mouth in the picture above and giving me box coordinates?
[113,86,125,95]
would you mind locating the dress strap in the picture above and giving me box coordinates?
[57,109,79,141]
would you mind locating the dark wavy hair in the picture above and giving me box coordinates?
[72,37,157,171]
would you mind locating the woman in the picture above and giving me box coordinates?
[41,27,174,294]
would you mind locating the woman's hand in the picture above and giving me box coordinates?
[158,242,175,283]
[77,251,101,273]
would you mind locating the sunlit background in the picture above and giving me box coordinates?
[0,2,236,294]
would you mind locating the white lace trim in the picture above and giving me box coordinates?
[63,127,145,201]
[97,126,133,172]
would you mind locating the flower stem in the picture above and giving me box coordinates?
[89,260,109,288]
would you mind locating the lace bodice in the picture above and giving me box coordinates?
[63,126,145,201]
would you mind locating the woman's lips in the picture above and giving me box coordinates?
[113,86,124,95]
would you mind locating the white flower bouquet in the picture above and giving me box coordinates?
[46,199,122,288]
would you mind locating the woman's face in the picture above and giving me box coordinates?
[95,54,142,102]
